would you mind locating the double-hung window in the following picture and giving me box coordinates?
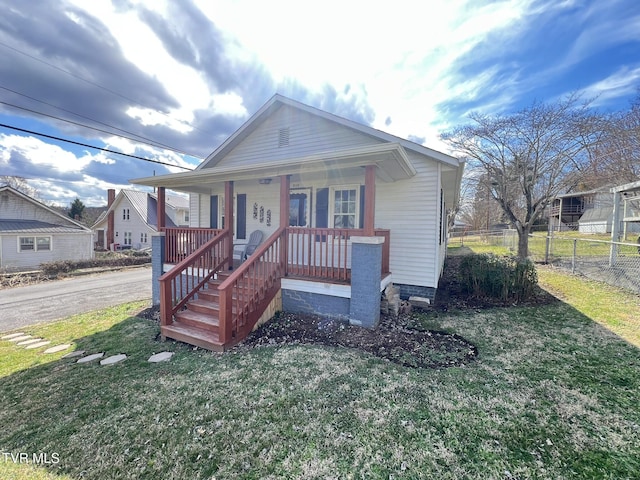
[19,236,51,252]
[123,208,130,220]
[331,186,359,229]
[124,232,132,246]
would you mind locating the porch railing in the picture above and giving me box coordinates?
[162,227,223,264]
[159,230,230,328]
[286,227,390,282]
[217,227,287,344]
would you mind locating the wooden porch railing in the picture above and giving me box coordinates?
[159,230,230,328]
[286,227,391,281]
[217,227,287,344]
[162,227,223,264]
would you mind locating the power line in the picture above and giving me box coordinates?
[0,85,203,158]
[0,40,214,137]
[0,99,202,159]
[0,123,193,170]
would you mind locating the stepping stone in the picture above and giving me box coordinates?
[25,341,51,350]
[8,335,32,343]
[17,338,44,346]
[62,350,85,359]
[2,332,25,340]
[148,352,174,363]
[44,344,72,354]
[76,353,104,364]
[100,354,127,366]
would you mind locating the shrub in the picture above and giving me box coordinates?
[458,254,537,303]
[40,252,150,276]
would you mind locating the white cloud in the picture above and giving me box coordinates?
[68,0,213,123]
[0,134,92,172]
[579,66,640,107]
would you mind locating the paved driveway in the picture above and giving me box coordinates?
[0,266,152,332]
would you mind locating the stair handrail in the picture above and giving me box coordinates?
[217,226,287,343]
[159,229,231,327]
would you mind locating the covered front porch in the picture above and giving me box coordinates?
[139,152,404,350]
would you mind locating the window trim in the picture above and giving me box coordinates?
[329,185,360,229]
[123,208,130,220]
[18,236,52,253]
[124,231,132,246]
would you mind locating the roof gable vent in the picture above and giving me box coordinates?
[278,127,290,147]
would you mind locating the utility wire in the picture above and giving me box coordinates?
[0,41,213,137]
[0,85,203,158]
[0,99,202,159]
[0,123,193,170]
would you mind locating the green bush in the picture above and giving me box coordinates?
[40,252,150,276]
[458,254,537,302]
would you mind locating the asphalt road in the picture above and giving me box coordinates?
[0,266,152,332]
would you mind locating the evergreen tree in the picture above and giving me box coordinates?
[69,197,86,220]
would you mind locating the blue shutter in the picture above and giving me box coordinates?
[237,194,247,239]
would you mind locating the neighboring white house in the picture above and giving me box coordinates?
[0,185,94,271]
[550,186,640,235]
[133,94,464,301]
[92,189,189,250]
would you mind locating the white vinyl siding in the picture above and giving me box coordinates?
[0,191,81,228]
[189,194,201,227]
[211,106,383,169]
[2,233,92,271]
[376,151,440,288]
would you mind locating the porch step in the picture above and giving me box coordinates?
[174,309,220,331]
[161,323,224,352]
[187,298,220,316]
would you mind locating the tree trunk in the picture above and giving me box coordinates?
[517,227,530,260]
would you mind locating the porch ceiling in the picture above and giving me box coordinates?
[131,143,416,192]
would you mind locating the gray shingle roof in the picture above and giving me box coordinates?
[0,220,90,234]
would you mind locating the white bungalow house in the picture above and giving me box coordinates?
[131,94,464,351]
[92,189,190,251]
[0,185,93,271]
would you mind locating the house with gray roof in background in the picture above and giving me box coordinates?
[92,189,190,251]
[0,185,94,272]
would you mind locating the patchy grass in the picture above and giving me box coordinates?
[0,301,149,378]
[537,266,640,347]
[1,293,639,478]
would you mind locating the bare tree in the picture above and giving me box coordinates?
[0,176,39,198]
[442,95,601,259]
[582,94,640,187]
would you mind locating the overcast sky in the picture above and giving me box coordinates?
[1,0,639,206]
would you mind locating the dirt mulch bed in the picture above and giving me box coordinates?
[138,257,557,369]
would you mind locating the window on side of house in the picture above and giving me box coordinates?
[140,232,147,244]
[123,208,130,220]
[19,237,35,251]
[330,186,359,229]
[19,236,51,252]
[124,231,132,245]
[37,236,51,251]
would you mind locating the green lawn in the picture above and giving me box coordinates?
[1,280,639,478]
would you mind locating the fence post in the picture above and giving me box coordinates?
[572,239,577,274]
[545,236,550,264]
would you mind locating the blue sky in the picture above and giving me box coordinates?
[0,0,638,206]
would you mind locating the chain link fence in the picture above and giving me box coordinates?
[529,234,640,294]
[450,229,640,294]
